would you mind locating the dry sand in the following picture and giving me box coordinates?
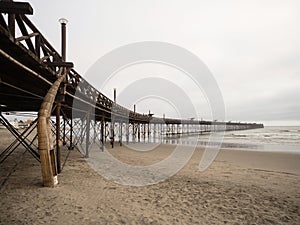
[0,130,299,224]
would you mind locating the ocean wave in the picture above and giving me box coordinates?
[280,130,290,133]
[231,134,247,137]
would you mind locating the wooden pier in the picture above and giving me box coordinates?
[0,1,263,187]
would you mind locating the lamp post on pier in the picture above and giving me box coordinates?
[59,18,68,61]
[56,18,68,174]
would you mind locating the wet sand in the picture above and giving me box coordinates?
[0,130,299,224]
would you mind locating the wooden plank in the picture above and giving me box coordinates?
[46,62,74,68]
[15,32,39,42]
[15,14,35,52]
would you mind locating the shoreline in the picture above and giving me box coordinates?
[173,141,300,153]
[106,143,300,175]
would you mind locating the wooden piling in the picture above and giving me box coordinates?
[119,121,123,146]
[100,116,104,151]
[85,112,90,158]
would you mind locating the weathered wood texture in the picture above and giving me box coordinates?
[37,71,65,187]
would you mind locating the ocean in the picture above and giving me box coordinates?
[162,126,300,153]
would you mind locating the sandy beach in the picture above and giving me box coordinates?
[0,130,299,224]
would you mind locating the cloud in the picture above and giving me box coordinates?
[27,0,300,125]
[226,86,300,122]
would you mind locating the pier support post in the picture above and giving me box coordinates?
[66,116,73,150]
[110,122,114,148]
[101,116,104,151]
[85,112,90,158]
[55,102,61,173]
[133,123,136,142]
[62,117,66,145]
[143,123,146,141]
[126,122,129,144]
[148,123,150,141]
[104,122,107,142]
[119,121,123,146]
[138,123,140,142]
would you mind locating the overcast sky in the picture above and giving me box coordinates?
[22,0,300,126]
